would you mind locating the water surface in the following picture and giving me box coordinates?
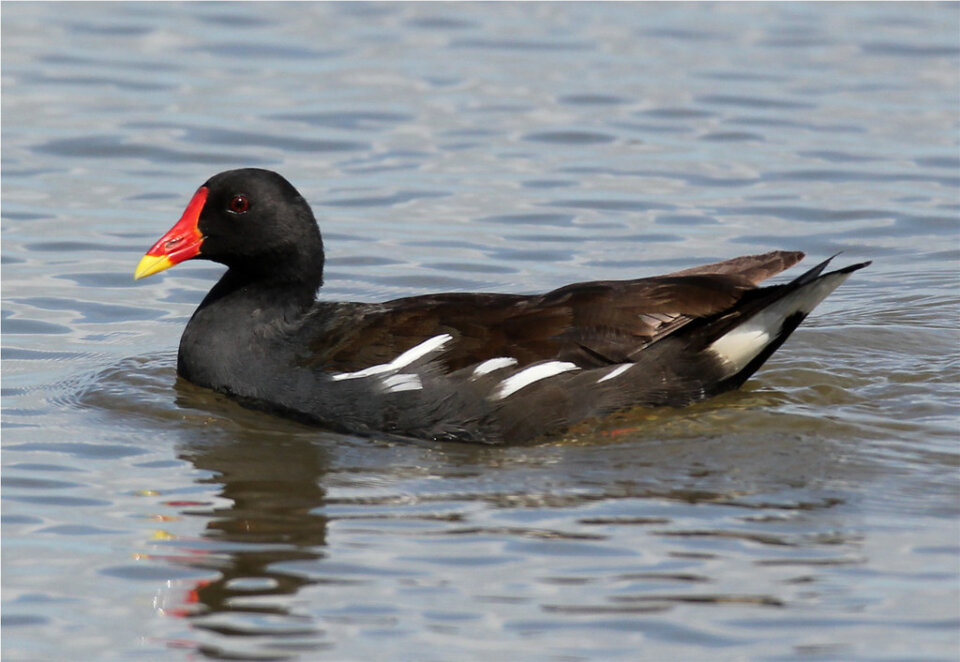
[3,3,959,661]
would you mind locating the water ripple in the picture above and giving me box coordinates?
[2,2,957,661]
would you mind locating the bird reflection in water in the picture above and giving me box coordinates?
[161,384,333,659]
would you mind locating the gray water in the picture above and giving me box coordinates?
[2,3,959,661]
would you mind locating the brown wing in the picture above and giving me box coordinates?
[305,250,806,373]
[663,250,804,284]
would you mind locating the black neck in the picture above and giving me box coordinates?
[198,265,320,316]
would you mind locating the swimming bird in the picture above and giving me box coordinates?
[135,168,869,443]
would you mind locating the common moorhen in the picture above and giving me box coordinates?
[135,168,869,443]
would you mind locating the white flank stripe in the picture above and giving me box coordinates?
[331,333,453,381]
[597,363,632,383]
[471,357,518,378]
[331,367,388,381]
[381,373,422,392]
[390,333,453,368]
[494,361,579,399]
[709,270,854,373]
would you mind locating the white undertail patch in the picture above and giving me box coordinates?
[332,333,453,381]
[494,361,579,400]
[709,324,772,373]
[709,270,854,373]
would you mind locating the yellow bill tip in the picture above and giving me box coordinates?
[134,254,174,280]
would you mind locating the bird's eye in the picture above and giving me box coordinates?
[229,194,250,214]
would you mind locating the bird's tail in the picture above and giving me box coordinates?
[705,255,871,392]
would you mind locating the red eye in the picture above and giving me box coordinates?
[229,194,249,214]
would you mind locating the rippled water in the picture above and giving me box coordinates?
[3,3,959,661]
